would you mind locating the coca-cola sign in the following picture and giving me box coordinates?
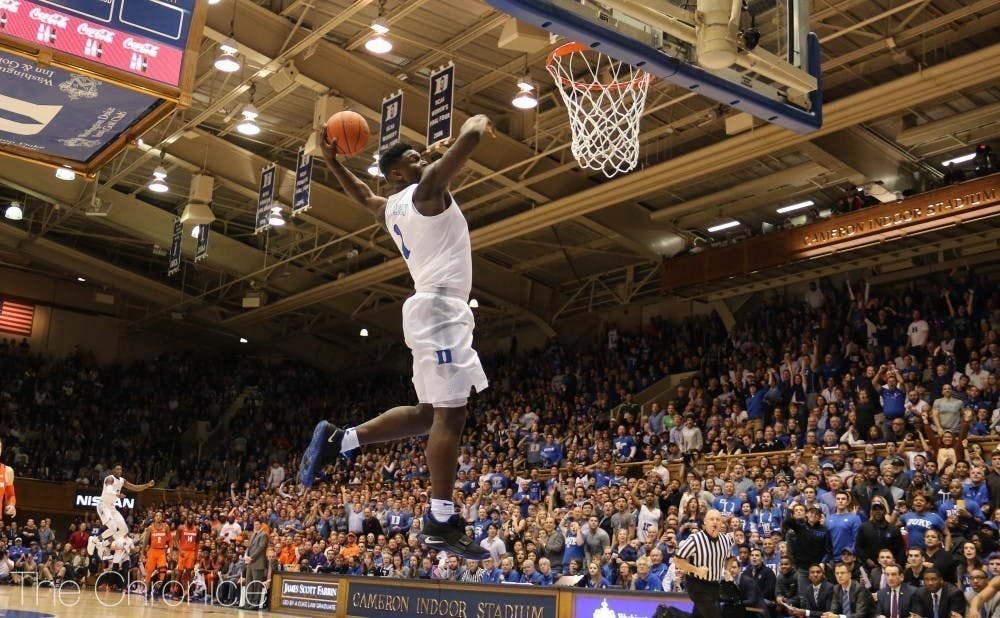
[122,37,159,57]
[0,0,21,13]
[28,7,68,28]
[77,23,115,44]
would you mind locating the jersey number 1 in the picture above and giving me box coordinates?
[392,224,411,259]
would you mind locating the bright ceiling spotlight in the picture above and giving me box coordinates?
[55,166,75,181]
[4,202,23,221]
[359,328,369,337]
[512,75,537,109]
[214,38,241,73]
[268,206,285,227]
[236,103,260,135]
[148,166,169,193]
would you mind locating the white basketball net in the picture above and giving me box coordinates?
[546,43,651,178]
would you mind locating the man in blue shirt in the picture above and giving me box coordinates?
[714,481,744,516]
[612,425,637,462]
[875,365,906,437]
[825,491,862,560]
[480,556,502,583]
[385,499,412,537]
[631,556,663,591]
[540,435,563,468]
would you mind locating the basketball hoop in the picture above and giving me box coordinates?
[546,42,652,178]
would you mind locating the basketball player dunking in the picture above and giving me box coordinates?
[300,114,494,559]
[87,464,154,559]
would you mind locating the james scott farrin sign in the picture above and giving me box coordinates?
[575,592,694,618]
[802,183,1000,248]
[346,579,557,618]
[278,577,339,613]
[0,48,161,162]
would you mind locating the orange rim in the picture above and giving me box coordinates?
[545,42,653,92]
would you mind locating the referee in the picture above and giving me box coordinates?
[674,509,735,618]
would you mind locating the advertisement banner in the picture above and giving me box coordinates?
[194,224,209,262]
[0,49,162,162]
[345,579,557,618]
[167,218,181,276]
[573,591,694,618]
[255,163,276,234]
[426,62,454,149]
[378,90,403,154]
[276,577,339,614]
[292,147,312,216]
[0,0,197,86]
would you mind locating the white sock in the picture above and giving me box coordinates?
[340,427,359,453]
[430,499,455,522]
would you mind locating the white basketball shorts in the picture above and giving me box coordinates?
[402,292,489,407]
[97,503,128,536]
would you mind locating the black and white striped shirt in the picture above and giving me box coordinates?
[674,531,735,582]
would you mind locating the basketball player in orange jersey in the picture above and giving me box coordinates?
[0,439,16,520]
[302,115,493,559]
[142,511,173,594]
[176,517,199,592]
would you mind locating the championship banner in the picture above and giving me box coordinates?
[194,224,209,262]
[167,218,182,275]
[292,147,312,216]
[379,90,403,154]
[426,62,454,149]
[255,163,276,234]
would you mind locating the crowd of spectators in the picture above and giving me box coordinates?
[2,260,1000,616]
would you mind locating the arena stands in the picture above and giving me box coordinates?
[1,262,999,615]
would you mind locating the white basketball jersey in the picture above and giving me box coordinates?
[384,184,473,297]
[101,475,124,508]
[637,505,661,542]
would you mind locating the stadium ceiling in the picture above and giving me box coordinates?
[2,0,1000,363]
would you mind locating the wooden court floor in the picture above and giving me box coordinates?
[0,586,299,617]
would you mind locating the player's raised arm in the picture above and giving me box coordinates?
[416,114,492,199]
[123,479,155,492]
[317,128,387,215]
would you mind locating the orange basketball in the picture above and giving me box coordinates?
[325,111,370,156]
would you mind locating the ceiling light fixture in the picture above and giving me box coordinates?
[512,75,537,109]
[191,225,201,239]
[941,152,976,167]
[707,220,740,233]
[365,1,392,54]
[214,37,241,72]
[367,155,382,178]
[359,328,369,337]
[236,103,260,135]
[469,298,479,308]
[148,166,169,193]
[208,0,221,4]
[55,166,75,181]
[239,337,248,344]
[268,206,285,227]
[77,276,86,282]
[4,202,23,221]
[776,199,815,214]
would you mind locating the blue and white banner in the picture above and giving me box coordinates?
[292,147,312,216]
[167,218,182,275]
[426,63,454,149]
[255,163,276,234]
[379,90,403,154]
[0,49,162,163]
[195,224,209,262]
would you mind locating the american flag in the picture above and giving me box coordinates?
[0,299,34,337]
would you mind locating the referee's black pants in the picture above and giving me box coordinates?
[687,577,722,618]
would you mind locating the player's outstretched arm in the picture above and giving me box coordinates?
[316,128,387,215]
[416,114,493,199]
[123,479,155,492]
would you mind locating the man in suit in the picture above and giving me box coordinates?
[917,567,965,618]
[789,564,834,617]
[245,519,269,608]
[867,549,895,593]
[823,562,876,618]
[874,564,924,618]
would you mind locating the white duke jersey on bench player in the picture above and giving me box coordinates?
[383,183,488,406]
[384,184,472,298]
[101,475,124,508]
